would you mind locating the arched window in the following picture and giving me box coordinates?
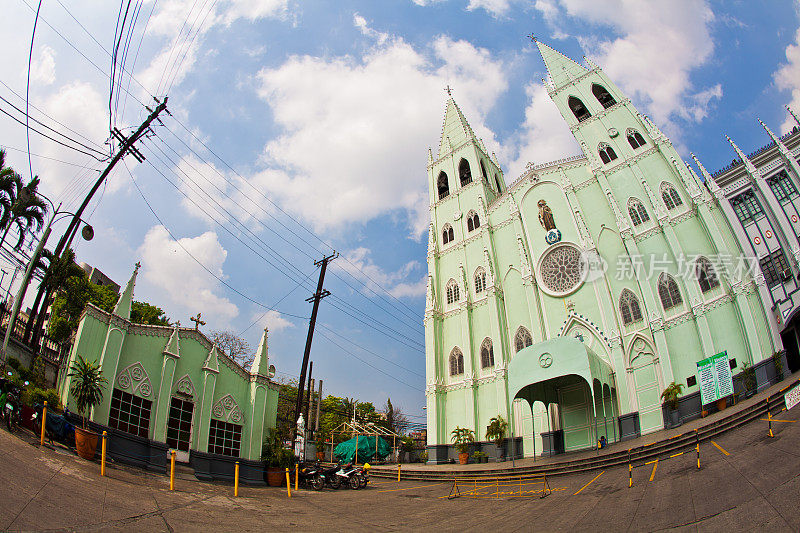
[442,223,454,245]
[466,210,480,232]
[474,268,486,295]
[658,273,683,310]
[514,327,533,353]
[619,289,643,325]
[627,128,646,149]
[592,84,616,109]
[480,338,494,368]
[446,279,460,305]
[628,198,650,226]
[568,96,591,122]
[437,171,449,200]
[598,143,618,164]
[696,257,720,293]
[661,183,683,210]
[495,174,502,193]
[480,160,488,179]
[449,348,464,376]
[459,159,472,187]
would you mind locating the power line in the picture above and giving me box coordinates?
[25,0,44,182]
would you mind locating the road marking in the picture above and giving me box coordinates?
[760,418,796,422]
[376,481,447,493]
[573,470,604,495]
[710,440,730,456]
[669,452,685,458]
[649,460,658,482]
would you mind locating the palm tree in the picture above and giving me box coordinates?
[0,150,23,228]
[0,175,47,250]
[40,248,85,296]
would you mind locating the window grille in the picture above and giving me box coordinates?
[598,143,618,164]
[514,327,533,352]
[109,388,152,438]
[592,84,616,109]
[446,280,460,305]
[696,257,720,293]
[480,339,494,368]
[437,171,449,200]
[767,170,797,203]
[166,397,194,452]
[628,199,650,226]
[730,190,763,225]
[759,250,791,288]
[459,159,472,187]
[619,290,643,325]
[658,274,683,310]
[661,184,683,210]
[449,349,464,376]
[474,269,486,294]
[208,419,242,457]
[568,96,591,122]
[627,129,646,149]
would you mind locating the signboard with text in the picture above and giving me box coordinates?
[785,385,800,411]
[696,351,734,405]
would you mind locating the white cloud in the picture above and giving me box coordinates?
[535,0,720,129]
[138,225,239,325]
[466,0,514,17]
[30,45,56,86]
[251,309,294,332]
[335,247,426,299]
[775,26,800,133]
[253,22,507,238]
[507,83,581,178]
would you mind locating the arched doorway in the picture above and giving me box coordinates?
[628,336,662,434]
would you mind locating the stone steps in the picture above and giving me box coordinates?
[371,393,786,482]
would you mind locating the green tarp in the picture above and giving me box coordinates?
[334,436,391,463]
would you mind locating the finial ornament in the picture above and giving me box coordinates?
[445,85,452,97]
[134,261,141,271]
[527,33,537,43]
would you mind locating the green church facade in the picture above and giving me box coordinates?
[424,42,775,461]
[58,264,280,479]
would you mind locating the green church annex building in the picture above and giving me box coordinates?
[58,263,280,483]
[424,41,775,462]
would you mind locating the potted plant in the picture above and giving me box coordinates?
[485,415,508,462]
[420,450,429,464]
[262,428,294,486]
[741,362,757,398]
[67,355,107,460]
[450,426,474,465]
[660,382,683,428]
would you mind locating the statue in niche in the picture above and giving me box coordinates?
[538,200,556,231]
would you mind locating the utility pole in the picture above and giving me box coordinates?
[293,252,336,446]
[304,365,313,437]
[24,97,169,345]
[315,379,323,433]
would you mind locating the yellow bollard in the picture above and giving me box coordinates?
[769,410,774,438]
[397,464,401,482]
[234,461,239,497]
[285,468,291,498]
[101,431,107,477]
[40,401,47,446]
[295,463,299,491]
[169,450,176,491]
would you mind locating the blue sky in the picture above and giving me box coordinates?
[0,0,799,423]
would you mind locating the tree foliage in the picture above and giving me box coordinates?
[131,301,170,326]
[209,330,253,370]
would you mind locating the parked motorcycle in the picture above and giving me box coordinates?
[297,462,325,491]
[3,380,27,432]
[320,464,343,489]
[334,463,363,490]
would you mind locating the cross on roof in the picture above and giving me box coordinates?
[445,85,452,96]
[527,34,537,43]
[190,312,206,330]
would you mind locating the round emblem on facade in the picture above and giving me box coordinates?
[539,353,553,368]
[754,236,761,245]
[537,243,587,296]
[608,128,619,138]
[766,230,773,239]
[793,214,798,223]
[545,228,562,245]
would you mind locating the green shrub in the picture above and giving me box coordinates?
[22,387,61,410]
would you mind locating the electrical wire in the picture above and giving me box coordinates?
[25,0,44,182]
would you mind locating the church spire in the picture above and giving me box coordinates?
[534,39,588,91]
[787,105,800,127]
[438,89,478,159]
[113,262,140,320]
[251,327,270,376]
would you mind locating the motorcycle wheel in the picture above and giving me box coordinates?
[349,475,360,490]
[329,476,341,490]
[310,474,325,491]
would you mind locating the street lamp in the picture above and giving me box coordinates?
[0,194,93,371]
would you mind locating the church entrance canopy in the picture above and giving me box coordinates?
[509,337,616,453]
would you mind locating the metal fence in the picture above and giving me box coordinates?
[0,304,71,366]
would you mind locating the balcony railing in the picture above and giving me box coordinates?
[0,304,71,366]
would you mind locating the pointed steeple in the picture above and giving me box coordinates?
[251,327,270,376]
[113,261,140,320]
[691,153,722,195]
[726,134,759,176]
[438,94,478,159]
[203,344,220,373]
[535,40,588,91]
[787,105,800,127]
[163,322,180,358]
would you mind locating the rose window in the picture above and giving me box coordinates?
[539,244,585,295]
